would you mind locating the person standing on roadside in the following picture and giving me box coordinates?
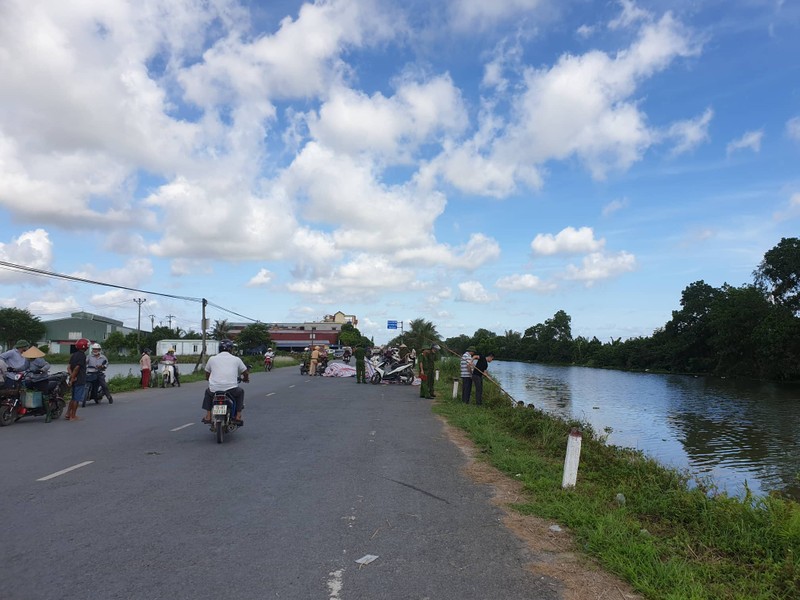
[471,351,494,406]
[419,344,439,399]
[310,345,320,376]
[460,347,477,404]
[354,345,366,383]
[139,348,152,388]
[66,338,89,421]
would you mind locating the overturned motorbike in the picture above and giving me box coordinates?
[0,370,69,426]
[370,358,414,385]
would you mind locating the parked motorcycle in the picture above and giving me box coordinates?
[85,370,112,406]
[342,350,351,365]
[370,358,414,385]
[160,363,180,387]
[0,370,69,426]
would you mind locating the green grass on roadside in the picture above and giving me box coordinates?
[432,356,800,600]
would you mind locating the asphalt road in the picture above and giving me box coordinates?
[1,366,559,600]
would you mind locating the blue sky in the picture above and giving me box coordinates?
[0,0,798,345]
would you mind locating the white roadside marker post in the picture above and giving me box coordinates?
[452,378,459,399]
[562,428,583,489]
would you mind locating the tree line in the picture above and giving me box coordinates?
[436,238,800,381]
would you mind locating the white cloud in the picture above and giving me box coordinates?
[310,76,468,161]
[602,198,629,217]
[456,280,498,303]
[247,268,273,287]
[786,117,800,141]
[726,130,763,155]
[564,251,637,285]
[495,273,556,291]
[449,0,547,30]
[0,229,53,283]
[531,226,605,256]
[773,192,800,222]
[608,0,651,30]
[667,107,713,155]
[436,9,702,194]
[394,233,501,270]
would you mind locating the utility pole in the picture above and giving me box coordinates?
[166,314,175,329]
[194,299,208,373]
[149,315,155,330]
[133,298,147,354]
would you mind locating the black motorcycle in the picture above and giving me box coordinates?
[209,388,243,444]
[0,370,69,426]
[85,369,113,407]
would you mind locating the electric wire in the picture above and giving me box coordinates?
[0,260,261,325]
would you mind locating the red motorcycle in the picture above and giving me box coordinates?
[264,354,273,372]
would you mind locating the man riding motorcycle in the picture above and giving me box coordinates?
[201,340,249,426]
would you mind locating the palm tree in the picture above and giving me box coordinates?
[211,319,231,341]
[405,318,441,352]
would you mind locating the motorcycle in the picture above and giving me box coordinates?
[342,351,351,365]
[0,370,69,426]
[370,357,414,385]
[160,363,180,387]
[209,387,243,444]
[264,355,273,372]
[85,369,112,406]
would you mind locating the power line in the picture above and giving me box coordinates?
[0,260,262,324]
[0,260,202,302]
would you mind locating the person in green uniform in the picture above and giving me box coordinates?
[354,345,367,383]
[419,344,438,398]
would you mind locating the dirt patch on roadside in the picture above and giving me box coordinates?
[438,416,643,600]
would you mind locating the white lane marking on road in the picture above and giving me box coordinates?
[171,423,195,431]
[266,392,275,397]
[37,461,94,481]
[289,384,296,388]
[327,568,344,600]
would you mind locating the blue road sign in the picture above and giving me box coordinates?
[387,320,398,329]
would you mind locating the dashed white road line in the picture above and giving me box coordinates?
[171,423,195,432]
[266,392,276,397]
[37,461,94,481]
[327,569,344,600]
[289,384,296,388]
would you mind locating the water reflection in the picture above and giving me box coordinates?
[490,361,800,500]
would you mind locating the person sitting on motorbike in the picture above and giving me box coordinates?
[202,340,249,425]
[161,348,181,386]
[87,343,113,403]
[0,339,31,389]
[264,347,275,367]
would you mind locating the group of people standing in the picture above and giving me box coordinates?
[460,347,495,405]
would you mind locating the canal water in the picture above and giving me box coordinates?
[489,361,800,500]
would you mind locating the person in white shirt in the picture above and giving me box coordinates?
[201,340,249,425]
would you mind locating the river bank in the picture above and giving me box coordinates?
[431,356,800,600]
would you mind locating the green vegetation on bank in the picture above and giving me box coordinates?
[431,356,800,599]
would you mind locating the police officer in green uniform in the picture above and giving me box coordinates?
[354,345,367,383]
[419,344,438,398]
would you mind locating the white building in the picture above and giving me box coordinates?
[156,339,219,357]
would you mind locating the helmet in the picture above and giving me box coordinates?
[75,338,90,351]
[143,348,151,354]
[168,348,175,353]
[91,343,102,351]
[15,339,30,349]
[219,339,234,352]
